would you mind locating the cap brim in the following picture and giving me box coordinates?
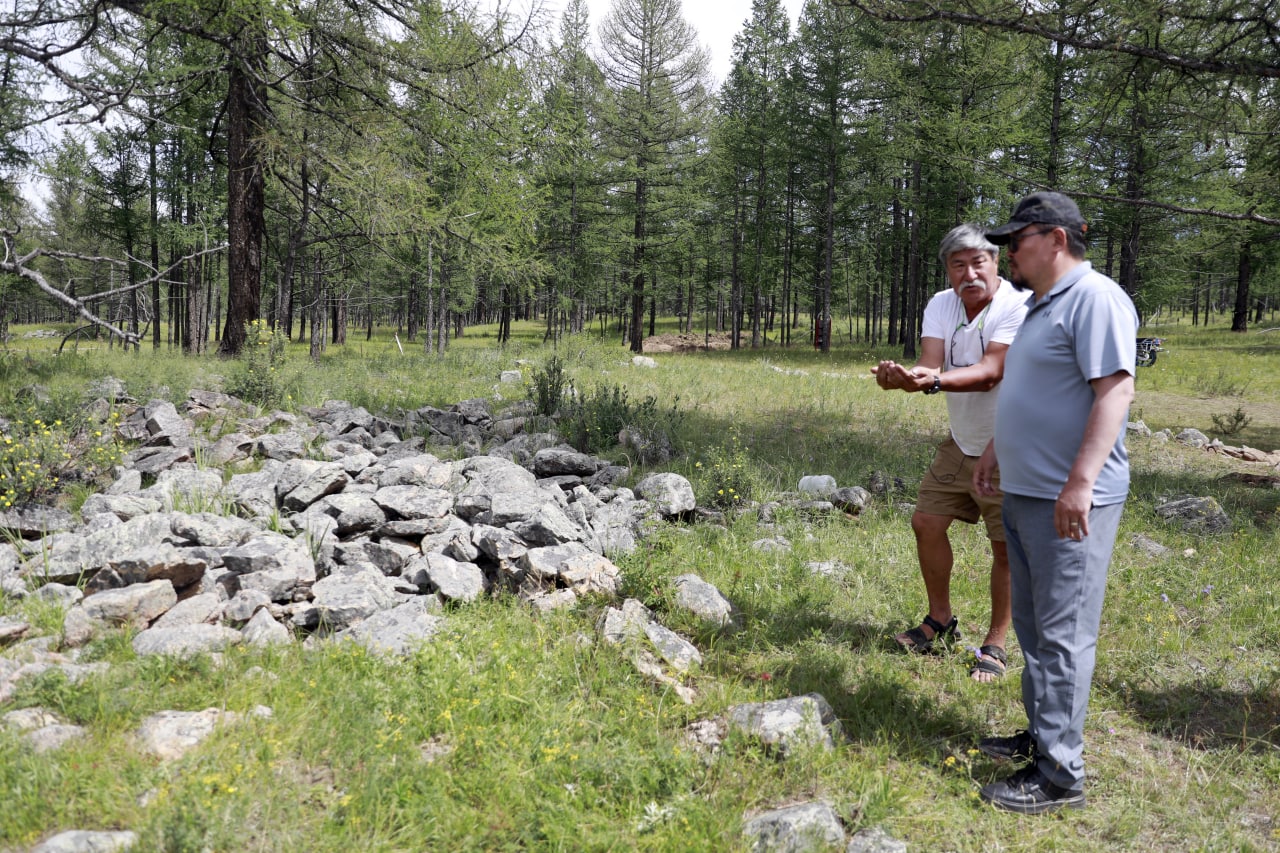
[984,220,1030,245]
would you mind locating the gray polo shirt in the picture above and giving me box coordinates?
[994,262,1138,505]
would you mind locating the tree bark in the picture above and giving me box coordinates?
[628,175,646,354]
[220,39,268,356]
[1232,239,1251,332]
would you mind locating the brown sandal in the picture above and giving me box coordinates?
[895,615,959,653]
[969,645,1007,680]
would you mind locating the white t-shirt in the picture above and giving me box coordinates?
[920,278,1028,455]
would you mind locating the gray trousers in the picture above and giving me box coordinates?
[1002,494,1124,790]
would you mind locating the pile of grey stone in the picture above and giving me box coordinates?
[0,391,703,658]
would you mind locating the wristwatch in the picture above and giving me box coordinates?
[923,374,942,395]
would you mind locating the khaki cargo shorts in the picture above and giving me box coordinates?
[915,436,1005,541]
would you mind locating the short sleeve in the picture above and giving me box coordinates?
[1072,283,1139,380]
[986,283,1029,346]
[920,290,953,341]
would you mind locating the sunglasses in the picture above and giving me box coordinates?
[1007,226,1058,253]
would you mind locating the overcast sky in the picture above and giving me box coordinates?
[516,0,806,84]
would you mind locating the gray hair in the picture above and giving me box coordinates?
[938,223,999,265]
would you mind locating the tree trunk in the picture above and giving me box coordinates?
[309,251,326,361]
[1047,37,1066,187]
[1232,239,1251,332]
[901,160,922,361]
[888,182,902,347]
[220,39,268,356]
[148,118,161,350]
[278,153,310,337]
[819,126,837,354]
[628,175,646,354]
[332,288,347,345]
[407,236,420,342]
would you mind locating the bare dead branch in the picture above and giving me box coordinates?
[0,230,227,345]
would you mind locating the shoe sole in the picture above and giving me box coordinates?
[977,742,1029,758]
[981,791,1086,815]
[976,743,1034,763]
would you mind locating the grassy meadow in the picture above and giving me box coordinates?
[1,316,1278,851]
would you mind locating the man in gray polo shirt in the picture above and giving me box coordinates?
[973,192,1137,814]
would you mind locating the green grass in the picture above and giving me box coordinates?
[1,318,1279,851]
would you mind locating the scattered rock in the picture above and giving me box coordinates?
[726,694,842,756]
[136,706,269,761]
[132,624,245,658]
[30,830,139,853]
[241,608,293,647]
[1154,495,1232,536]
[798,475,837,497]
[672,574,735,627]
[3,707,86,753]
[1127,419,1152,437]
[831,487,871,514]
[1130,533,1173,559]
[337,598,444,656]
[634,473,696,517]
[846,825,908,853]
[0,616,31,644]
[752,536,792,554]
[742,801,845,853]
[1175,428,1210,448]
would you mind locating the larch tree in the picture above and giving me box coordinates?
[537,0,611,342]
[598,0,709,353]
[717,0,792,349]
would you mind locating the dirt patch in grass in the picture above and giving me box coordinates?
[642,332,733,353]
[1135,388,1280,452]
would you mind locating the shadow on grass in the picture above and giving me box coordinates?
[1101,676,1280,753]
[705,596,987,756]
[1130,467,1280,527]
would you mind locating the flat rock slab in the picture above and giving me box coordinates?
[137,706,270,761]
[0,617,31,643]
[742,801,845,853]
[132,624,244,658]
[24,723,87,753]
[846,825,909,853]
[81,579,177,625]
[673,574,735,627]
[30,830,139,853]
[727,693,841,756]
[337,598,444,656]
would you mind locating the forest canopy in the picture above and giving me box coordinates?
[2,0,1277,357]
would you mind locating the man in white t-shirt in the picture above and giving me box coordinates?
[871,223,1028,681]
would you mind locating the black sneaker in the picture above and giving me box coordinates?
[979,763,1086,815]
[977,729,1036,762]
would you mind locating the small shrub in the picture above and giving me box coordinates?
[1210,406,1252,437]
[226,320,288,408]
[694,429,758,509]
[529,354,569,417]
[560,383,683,456]
[0,410,123,509]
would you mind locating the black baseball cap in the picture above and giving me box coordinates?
[986,192,1087,245]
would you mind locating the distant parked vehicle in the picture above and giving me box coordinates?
[1136,337,1165,367]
